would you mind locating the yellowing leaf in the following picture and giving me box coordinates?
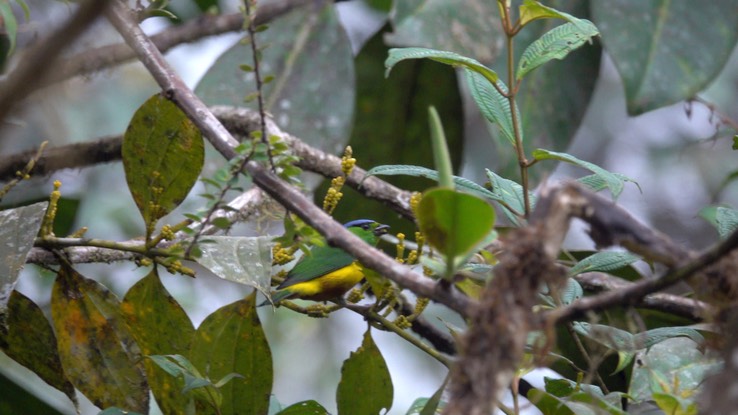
[51,265,148,412]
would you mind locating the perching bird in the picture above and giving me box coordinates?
[263,219,389,305]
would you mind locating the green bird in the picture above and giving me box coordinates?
[263,219,389,305]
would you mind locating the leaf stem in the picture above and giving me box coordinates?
[502,6,531,218]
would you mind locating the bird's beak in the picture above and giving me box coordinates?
[374,224,390,236]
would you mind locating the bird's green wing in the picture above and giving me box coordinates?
[276,226,378,289]
[277,245,356,289]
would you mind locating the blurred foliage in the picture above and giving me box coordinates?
[1,1,737,414]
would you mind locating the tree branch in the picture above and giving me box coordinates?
[104,1,472,317]
[0,0,110,123]
[574,272,712,321]
[36,0,311,90]
[0,106,414,218]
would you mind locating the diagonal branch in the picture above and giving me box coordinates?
[105,1,472,317]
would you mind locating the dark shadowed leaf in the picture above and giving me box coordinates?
[51,264,148,413]
[0,290,76,405]
[318,27,462,236]
[337,329,393,415]
[122,93,204,237]
[121,270,195,415]
[592,1,738,114]
[276,400,329,415]
[189,293,272,415]
[0,202,47,311]
[196,3,354,157]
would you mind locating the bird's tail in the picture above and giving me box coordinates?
[257,289,293,307]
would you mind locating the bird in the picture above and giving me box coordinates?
[262,219,389,305]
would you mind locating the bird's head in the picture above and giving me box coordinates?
[343,219,390,237]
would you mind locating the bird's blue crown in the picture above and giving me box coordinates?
[343,219,376,228]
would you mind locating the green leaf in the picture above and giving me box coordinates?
[715,206,738,239]
[416,376,448,415]
[385,47,498,84]
[482,1,600,180]
[634,327,705,351]
[121,270,195,415]
[592,1,738,114]
[0,202,47,311]
[0,2,18,56]
[196,2,354,163]
[276,400,329,415]
[532,149,625,198]
[568,251,641,276]
[559,278,583,306]
[322,28,463,234]
[98,408,146,415]
[122,93,204,238]
[574,322,704,354]
[417,188,496,277]
[337,329,393,415]
[485,169,534,225]
[189,293,273,415]
[527,388,576,415]
[51,264,148,413]
[195,236,273,295]
[148,354,220,409]
[630,338,720,405]
[0,290,77,405]
[652,392,698,415]
[577,173,640,194]
[464,69,518,146]
[363,164,495,200]
[386,0,500,65]
[518,0,589,28]
[428,106,454,188]
[517,20,599,80]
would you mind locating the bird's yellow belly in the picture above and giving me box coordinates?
[287,262,365,301]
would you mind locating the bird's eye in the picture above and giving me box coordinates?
[362,224,370,230]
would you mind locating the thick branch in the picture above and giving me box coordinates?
[574,272,712,321]
[0,0,110,122]
[38,0,310,89]
[0,106,414,218]
[105,1,471,317]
